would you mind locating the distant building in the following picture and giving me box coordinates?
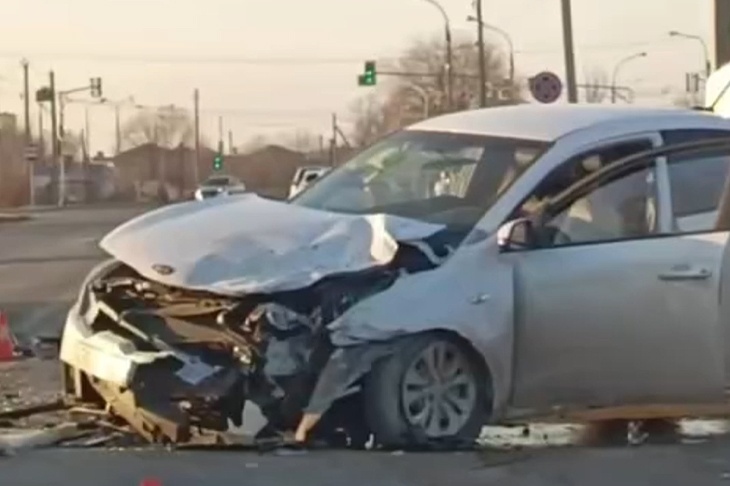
[0,112,17,133]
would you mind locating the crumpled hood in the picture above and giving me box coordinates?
[100,194,445,296]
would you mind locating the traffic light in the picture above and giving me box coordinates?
[90,77,102,98]
[213,153,223,171]
[358,61,377,86]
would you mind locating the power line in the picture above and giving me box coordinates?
[0,39,676,65]
[0,51,383,65]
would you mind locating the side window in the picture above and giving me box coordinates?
[513,139,655,218]
[661,129,730,146]
[666,149,730,233]
[541,163,658,247]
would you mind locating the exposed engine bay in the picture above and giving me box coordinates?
[65,228,468,447]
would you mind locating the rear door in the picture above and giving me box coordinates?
[507,140,730,411]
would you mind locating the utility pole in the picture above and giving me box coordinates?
[475,0,487,107]
[193,89,200,184]
[114,105,121,155]
[330,113,337,167]
[49,71,60,206]
[560,0,579,103]
[84,107,90,154]
[22,60,30,142]
[228,130,233,154]
[217,115,223,154]
[58,93,66,206]
[715,0,730,68]
[22,59,32,206]
[37,106,43,156]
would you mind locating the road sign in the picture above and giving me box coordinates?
[24,144,39,161]
[529,71,563,103]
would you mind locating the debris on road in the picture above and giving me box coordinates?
[0,399,67,420]
[0,422,93,456]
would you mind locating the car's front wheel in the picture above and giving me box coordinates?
[363,332,491,449]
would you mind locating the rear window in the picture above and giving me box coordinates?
[205,177,232,186]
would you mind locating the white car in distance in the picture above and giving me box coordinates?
[194,175,247,201]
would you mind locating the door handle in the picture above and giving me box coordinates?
[658,265,712,281]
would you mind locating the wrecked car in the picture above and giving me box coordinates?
[59,101,730,449]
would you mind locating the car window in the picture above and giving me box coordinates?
[205,177,232,186]
[512,139,655,219]
[666,149,730,233]
[661,129,730,146]
[540,163,658,247]
[293,130,548,228]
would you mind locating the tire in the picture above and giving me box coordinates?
[363,332,491,449]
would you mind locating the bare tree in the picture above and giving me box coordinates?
[349,93,389,147]
[583,67,609,103]
[121,106,195,150]
[281,129,320,152]
[349,34,521,146]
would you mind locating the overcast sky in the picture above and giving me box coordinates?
[0,0,715,154]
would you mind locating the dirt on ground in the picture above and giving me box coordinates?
[0,358,65,428]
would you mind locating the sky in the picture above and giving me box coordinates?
[0,0,716,155]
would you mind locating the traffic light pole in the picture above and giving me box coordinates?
[56,80,103,206]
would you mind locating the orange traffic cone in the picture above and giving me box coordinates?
[0,311,16,361]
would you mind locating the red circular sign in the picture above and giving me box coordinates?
[530,71,563,103]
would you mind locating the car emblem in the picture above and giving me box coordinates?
[152,264,175,276]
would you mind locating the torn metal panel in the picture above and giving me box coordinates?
[100,193,445,296]
[327,237,515,418]
[304,343,395,415]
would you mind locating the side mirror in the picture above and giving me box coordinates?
[497,218,535,251]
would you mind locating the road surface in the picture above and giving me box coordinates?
[5,438,730,486]
[3,205,730,486]
[0,206,148,343]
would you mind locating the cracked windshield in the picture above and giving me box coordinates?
[2,1,730,485]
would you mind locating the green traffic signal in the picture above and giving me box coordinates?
[358,60,377,86]
[213,154,223,170]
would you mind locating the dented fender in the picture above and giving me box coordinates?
[312,235,516,419]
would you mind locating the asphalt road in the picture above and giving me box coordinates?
[0,205,148,344]
[6,439,730,486]
[4,205,730,485]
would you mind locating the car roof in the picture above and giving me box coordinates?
[406,104,724,142]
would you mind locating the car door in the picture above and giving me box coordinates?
[506,140,730,412]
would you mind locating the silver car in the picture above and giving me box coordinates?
[194,175,247,201]
[59,103,730,449]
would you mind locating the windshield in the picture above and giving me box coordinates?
[294,130,547,228]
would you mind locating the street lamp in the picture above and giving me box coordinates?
[418,0,453,110]
[466,15,515,84]
[669,30,711,78]
[611,52,647,103]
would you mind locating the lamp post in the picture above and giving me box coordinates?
[466,15,515,84]
[611,52,648,103]
[419,0,453,110]
[669,30,711,78]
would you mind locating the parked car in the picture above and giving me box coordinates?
[60,97,730,449]
[194,175,247,201]
[289,166,330,199]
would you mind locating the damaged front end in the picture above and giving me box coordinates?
[60,233,455,447]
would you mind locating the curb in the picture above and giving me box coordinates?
[0,214,31,223]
